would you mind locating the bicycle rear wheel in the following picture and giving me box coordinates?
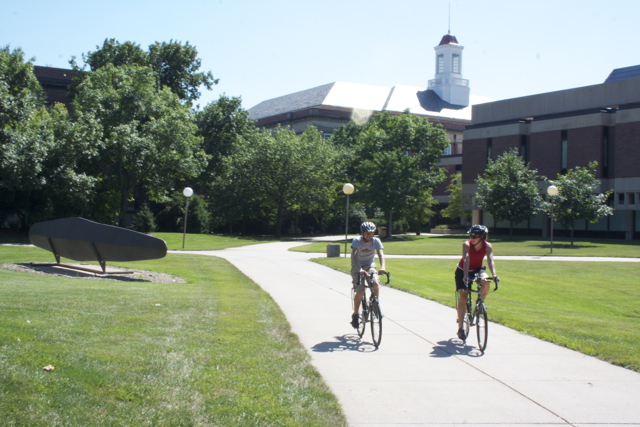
[370,298,382,347]
[357,297,367,337]
[476,302,488,352]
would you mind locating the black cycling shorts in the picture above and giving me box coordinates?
[455,266,486,291]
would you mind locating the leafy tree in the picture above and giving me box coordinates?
[546,161,613,245]
[153,191,211,233]
[406,186,437,235]
[194,95,256,183]
[70,38,217,103]
[218,126,340,238]
[71,64,209,226]
[441,174,472,223]
[475,148,543,239]
[1,46,97,227]
[352,111,450,239]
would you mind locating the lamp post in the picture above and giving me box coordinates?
[182,187,193,249]
[343,183,354,257]
[547,185,558,254]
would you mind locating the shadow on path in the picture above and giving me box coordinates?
[311,334,378,353]
[430,338,483,358]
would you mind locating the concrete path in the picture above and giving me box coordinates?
[174,242,640,426]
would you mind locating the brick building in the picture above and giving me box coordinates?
[33,66,76,110]
[248,33,492,207]
[462,65,640,240]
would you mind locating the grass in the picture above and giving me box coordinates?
[153,232,278,251]
[291,234,640,257]
[0,246,346,426]
[314,256,640,373]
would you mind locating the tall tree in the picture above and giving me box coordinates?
[1,46,97,227]
[546,161,613,245]
[70,38,217,103]
[194,95,256,183]
[72,64,209,225]
[352,111,450,239]
[475,148,543,238]
[219,126,340,238]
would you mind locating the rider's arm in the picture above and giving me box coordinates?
[462,241,471,284]
[376,249,386,273]
[352,246,366,275]
[485,242,497,279]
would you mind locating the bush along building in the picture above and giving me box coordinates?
[247,32,493,215]
[462,65,640,240]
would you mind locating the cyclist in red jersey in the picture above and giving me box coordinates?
[455,225,499,340]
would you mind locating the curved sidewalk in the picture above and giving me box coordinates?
[175,242,640,426]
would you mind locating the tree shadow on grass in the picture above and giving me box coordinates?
[311,334,378,353]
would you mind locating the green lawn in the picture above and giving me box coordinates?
[0,246,346,426]
[291,234,640,257]
[153,232,278,251]
[314,256,640,372]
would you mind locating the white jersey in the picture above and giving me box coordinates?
[351,235,383,269]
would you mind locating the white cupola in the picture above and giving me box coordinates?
[428,32,470,107]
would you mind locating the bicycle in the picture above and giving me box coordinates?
[457,273,498,353]
[353,270,391,348]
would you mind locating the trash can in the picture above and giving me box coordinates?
[378,227,387,238]
[326,243,341,257]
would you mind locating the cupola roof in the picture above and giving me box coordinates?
[438,33,459,46]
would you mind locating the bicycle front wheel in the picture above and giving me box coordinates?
[476,302,488,352]
[370,298,382,347]
[357,297,367,337]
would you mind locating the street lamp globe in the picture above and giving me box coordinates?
[343,183,354,195]
[547,185,558,196]
[183,187,194,198]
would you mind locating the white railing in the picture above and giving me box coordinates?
[429,78,469,87]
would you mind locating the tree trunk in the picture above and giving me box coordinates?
[119,190,129,227]
[294,212,299,237]
[415,222,421,236]
[571,226,574,246]
[387,210,393,240]
[275,203,284,238]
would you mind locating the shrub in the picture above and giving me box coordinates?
[131,204,156,233]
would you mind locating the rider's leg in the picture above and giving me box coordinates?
[457,289,469,327]
[352,288,365,315]
[479,272,491,301]
[368,267,380,299]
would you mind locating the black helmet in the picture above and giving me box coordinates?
[467,224,488,238]
[360,221,376,233]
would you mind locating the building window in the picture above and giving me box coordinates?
[628,193,635,205]
[452,54,460,74]
[561,130,568,174]
[602,127,609,178]
[520,135,528,163]
[618,193,625,205]
[323,133,332,140]
[444,144,451,156]
[437,54,444,74]
[487,138,493,163]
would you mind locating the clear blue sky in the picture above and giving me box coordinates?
[3,0,639,110]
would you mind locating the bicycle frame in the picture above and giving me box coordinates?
[355,271,390,348]
[460,274,498,352]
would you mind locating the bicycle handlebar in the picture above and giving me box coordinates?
[359,270,391,286]
[469,274,499,292]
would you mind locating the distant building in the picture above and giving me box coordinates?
[248,33,492,208]
[33,66,76,110]
[462,65,640,240]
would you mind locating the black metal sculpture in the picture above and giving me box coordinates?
[29,217,167,274]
